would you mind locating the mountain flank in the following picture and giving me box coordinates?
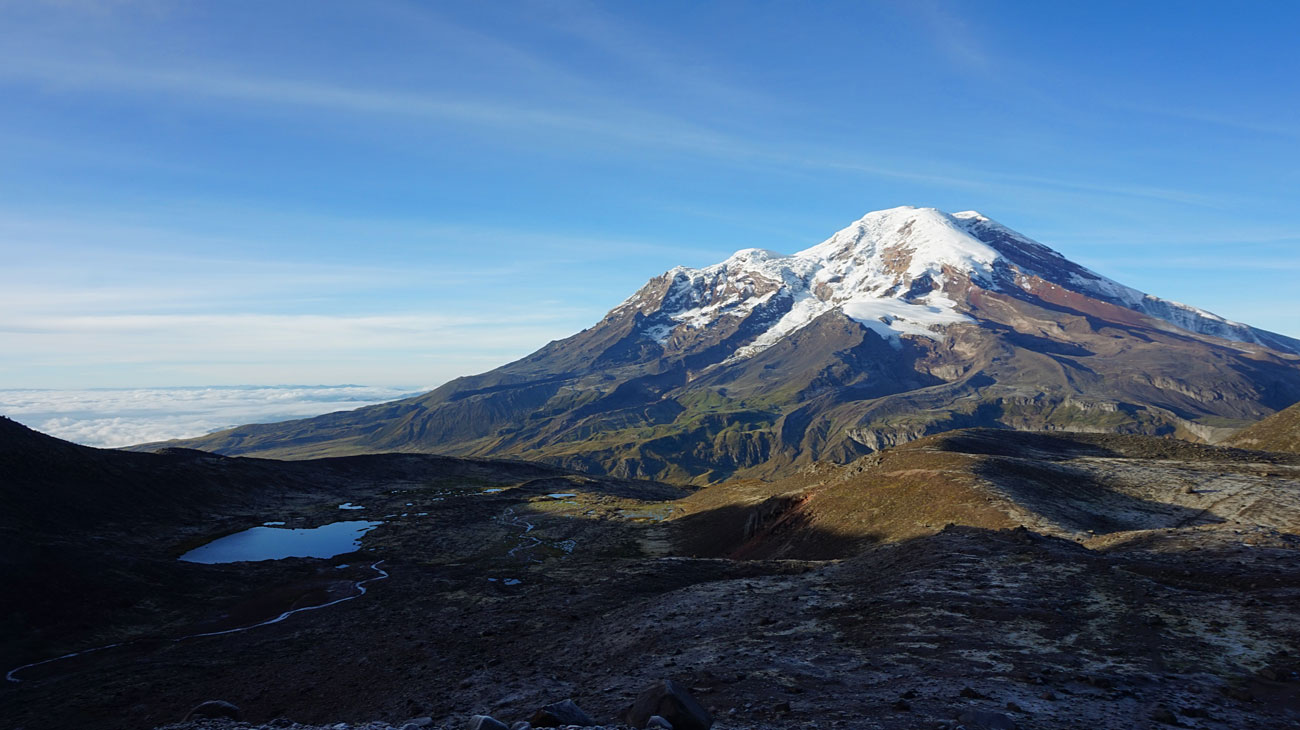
[1226,400,1300,454]
[143,206,1300,484]
[672,428,1300,560]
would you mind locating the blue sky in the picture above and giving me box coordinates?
[2,0,1298,389]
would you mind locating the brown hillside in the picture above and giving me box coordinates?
[672,428,1300,560]
[1226,400,1300,454]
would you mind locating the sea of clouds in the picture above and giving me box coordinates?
[0,385,427,448]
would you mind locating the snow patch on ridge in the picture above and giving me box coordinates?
[841,293,975,348]
[673,207,995,359]
[801,206,1002,284]
[727,289,825,360]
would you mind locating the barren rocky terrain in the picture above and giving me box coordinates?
[4,419,1300,729]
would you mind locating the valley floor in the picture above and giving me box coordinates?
[3,430,1299,730]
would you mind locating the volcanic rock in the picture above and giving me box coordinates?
[625,679,712,730]
[529,699,596,728]
[466,715,509,730]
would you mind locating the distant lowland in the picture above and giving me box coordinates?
[0,384,426,448]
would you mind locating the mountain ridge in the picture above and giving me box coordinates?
[142,207,1300,483]
[617,207,1300,360]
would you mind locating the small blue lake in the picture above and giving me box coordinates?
[179,521,383,564]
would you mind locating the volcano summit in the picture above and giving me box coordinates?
[157,207,1300,483]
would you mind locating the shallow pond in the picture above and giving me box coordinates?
[179,521,383,564]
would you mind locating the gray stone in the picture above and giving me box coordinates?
[467,715,510,730]
[647,715,674,729]
[625,680,712,730]
[405,718,435,728]
[529,699,596,728]
[509,723,533,730]
[184,700,242,722]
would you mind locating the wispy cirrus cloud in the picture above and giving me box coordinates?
[2,53,1227,213]
[810,158,1230,209]
[0,56,759,161]
[0,309,591,388]
[904,0,996,74]
[1082,255,1300,272]
[0,11,1226,216]
[522,0,775,113]
[4,0,1296,393]
[1114,101,1300,141]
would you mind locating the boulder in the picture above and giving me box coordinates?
[529,699,596,727]
[184,700,242,722]
[647,716,674,729]
[625,680,712,730]
[467,715,510,730]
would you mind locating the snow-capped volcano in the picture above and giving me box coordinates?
[616,206,1300,359]
[162,206,1300,485]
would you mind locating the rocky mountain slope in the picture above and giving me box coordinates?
[150,207,1300,483]
[1226,400,1300,454]
[672,428,1300,560]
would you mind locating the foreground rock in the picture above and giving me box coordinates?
[159,721,631,730]
[183,701,241,721]
[466,715,509,730]
[624,680,711,730]
[528,699,597,728]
